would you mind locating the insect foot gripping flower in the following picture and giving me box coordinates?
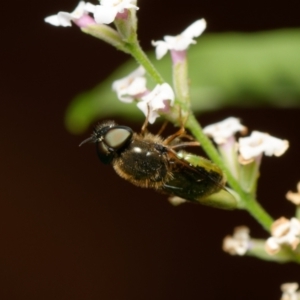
[222,226,251,256]
[265,217,300,255]
[152,19,206,61]
[44,1,96,28]
[112,66,147,103]
[93,0,139,25]
[280,283,300,300]
[137,83,175,124]
[286,182,300,206]
[238,131,289,165]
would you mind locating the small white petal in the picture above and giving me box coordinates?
[137,83,175,124]
[136,100,147,117]
[126,77,147,96]
[101,0,138,10]
[94,5,118,24]
[45,15,68,26]
[100,0,112,5]
[152,19,206,58]
[272,218,290,238]
[291,218,300,235]
[181,19,207,39]
[286,182,300,206]
[112,66,147,103]
[203,117,246,145]
[136,101,159,124]
[128,65,146,78]
[116,77,146,102]
[141,83,174,110]
[281,282,299,293]
[85,2,96,13]
[70,1,87,18]
[58,12,75,26]
[152,41,169,60]
[44,1,90,27]
[94,0,138,24]
[265,237,280,254]
[239,131,289,160]
[266,217,300,254]
[164,35,194,51]
[161,83,175,103]
[163,36,179,47]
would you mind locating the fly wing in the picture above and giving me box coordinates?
[162,150,237,209]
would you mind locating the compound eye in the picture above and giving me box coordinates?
[96,141,113,164]
[104,127,133,150]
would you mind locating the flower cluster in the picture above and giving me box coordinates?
[45,1,208,124]
[265,217,300,255]
[210,118,300,261]
[203,117,247,145]
[281,283,300,300]
[45,0,138,27]
[112,66,174,123]
[203,117,289,164]
[223,226,251,255]
[238,131,289,164]
[223,182,300,265]
[203,117,289,192]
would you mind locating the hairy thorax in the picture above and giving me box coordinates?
[113,133,173,189]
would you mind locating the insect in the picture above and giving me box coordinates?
[80,120,237,209]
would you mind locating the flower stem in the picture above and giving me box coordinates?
[125,42,165,84]
[186,114,274,231]
[172,57,190,113]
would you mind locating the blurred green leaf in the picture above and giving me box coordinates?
[65,29,300,134]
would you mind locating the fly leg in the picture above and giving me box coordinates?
[163,111,199,148]
[140,103,150,135]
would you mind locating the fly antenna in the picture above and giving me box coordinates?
[79,136,95,147]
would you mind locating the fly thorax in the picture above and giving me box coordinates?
[113,139,170,188]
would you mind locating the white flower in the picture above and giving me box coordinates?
[238,131,289,162]
[265,217,300,255]
[222,226,250,256]
[286,182,300,206]
[203,117,247,145]
[137,83,175,124]
[93,0,139,24]
[112,69,174,123]
[44,1,95,27]
[152,19,206,60]
[112,66,147,103]
[281,283,300,300]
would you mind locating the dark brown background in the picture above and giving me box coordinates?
[1,0,300,299]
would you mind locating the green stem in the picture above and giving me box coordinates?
[247,239,300,264]
[186,114,274,231]
[172,58,190,112]
[125,42,165,84]
[82,24,130,53]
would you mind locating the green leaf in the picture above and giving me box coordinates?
[65,29,300,134]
